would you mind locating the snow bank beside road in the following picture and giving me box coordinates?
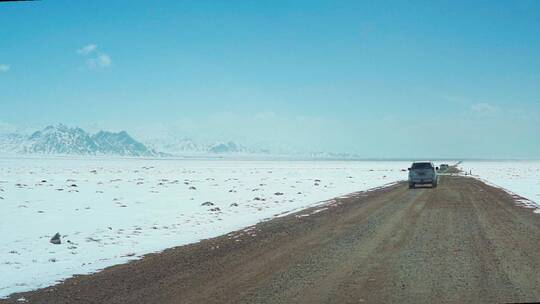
[0,158,409,297]
[460,161,540,212]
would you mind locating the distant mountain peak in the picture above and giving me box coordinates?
[0,125,161,157]
[209,141,242,154]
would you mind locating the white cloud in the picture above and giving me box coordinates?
[86,53,111,69]
[0,64,10,72]
[77,44,111,70]
[77,44,97,55]
[470,102,498,115]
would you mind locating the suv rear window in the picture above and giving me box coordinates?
[412,162,433,169]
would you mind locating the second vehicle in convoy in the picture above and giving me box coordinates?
[439,164,450,172]
[408,161,439,189]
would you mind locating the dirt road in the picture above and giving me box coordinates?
[4,174,540,304]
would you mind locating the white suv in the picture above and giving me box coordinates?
[408,161,438,189]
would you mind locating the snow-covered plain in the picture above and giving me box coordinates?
[460,161,540,212]
[0,158,410,297]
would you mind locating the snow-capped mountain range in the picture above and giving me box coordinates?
[0,124,256,157]
[142,136,255,156]
[0,124,161,157]
[0,124,363,158]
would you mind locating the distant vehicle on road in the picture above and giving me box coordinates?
[439,164,449,171]
[408,161,438,189]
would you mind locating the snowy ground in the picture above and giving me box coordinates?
[0,157,411,297]
[460,161,540,212]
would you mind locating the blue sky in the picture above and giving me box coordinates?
[1,0,539,158]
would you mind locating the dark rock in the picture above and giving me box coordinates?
[50,233,61,245]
